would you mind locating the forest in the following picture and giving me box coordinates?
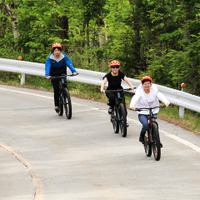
[0,0,200,95]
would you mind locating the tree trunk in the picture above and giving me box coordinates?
[97,16,106,47]
[3,1,19,39]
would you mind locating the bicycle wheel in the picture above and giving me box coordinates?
[58,93,63,116]
[118,103,127,137]
[144,129,152,157]
[152,122,161,161]
[63,88,72,119]
[111,108,119,133]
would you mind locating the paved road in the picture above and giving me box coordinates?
[0,84,200,200]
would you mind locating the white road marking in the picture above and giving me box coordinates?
[161,130,200,153]
[1,86,200,154]
[0,87,52,99]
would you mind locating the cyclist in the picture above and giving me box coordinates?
[130,76,170,144]
[101,60,134,115]
[45,43,78,112]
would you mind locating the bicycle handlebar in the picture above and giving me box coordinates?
[50,73,78,80]
[130,105,166,111]
[105,87,136,93]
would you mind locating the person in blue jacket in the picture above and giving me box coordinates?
[45,43,78,112]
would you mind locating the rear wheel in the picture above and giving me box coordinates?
[118,103,127,137]
[63,88,72,119]
[111,108,119,133]
[144,129,152,157]
[152,122,161,161]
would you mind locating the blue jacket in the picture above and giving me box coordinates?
[45,53,77,76]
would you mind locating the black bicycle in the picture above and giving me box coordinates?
[50,74,76,119]
[134,105,166,161]
[106,88,133,137]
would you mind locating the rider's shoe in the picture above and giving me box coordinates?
[54,106,60,113]
[139,135,145,144]
[108,107,113,114]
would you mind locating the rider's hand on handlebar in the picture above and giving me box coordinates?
[101,89,105,93]
[73,72,78,76]
[46,76,51,80]
[165,103,170,108]
[130,107,136,111]
[130,86,135,90]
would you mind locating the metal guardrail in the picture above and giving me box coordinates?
[0,58,200,117]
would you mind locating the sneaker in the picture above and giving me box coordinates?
[139,135,145,144]
[108,107,113,114]
[54,106,60,113]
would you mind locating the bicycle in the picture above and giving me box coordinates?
[106,88,133,137]
[50,74,77,119]
[133,105,166,161]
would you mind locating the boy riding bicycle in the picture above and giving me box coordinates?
[101,60,134,115]
[45,43,78,113]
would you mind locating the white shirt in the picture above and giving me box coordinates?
[129,84,170,115]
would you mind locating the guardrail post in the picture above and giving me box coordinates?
[20,73,25,85]
[179,106,185,118]
[179,83,186,118]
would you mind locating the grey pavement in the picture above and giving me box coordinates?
[0,84,199,200]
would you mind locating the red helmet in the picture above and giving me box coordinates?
[141,76,153,83]
[109,60,120,67]
[52,43,62,49]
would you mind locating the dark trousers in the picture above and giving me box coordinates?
[51,79,60,107]
[106,91,127,115]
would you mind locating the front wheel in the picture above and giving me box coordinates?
[58,93,63,116]
[111,108,119,133]
[63,88,72,119]
[144,129,152,157]
[118,103,127,137]
[152,122,161,161]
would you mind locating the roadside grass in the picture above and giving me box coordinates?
[0,72,199,135]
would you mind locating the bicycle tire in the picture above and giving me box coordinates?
[144,129,152,157]
[111,108,119,133]
[118,103,127,137]
[63,88,72,119]
[58,92,63,116]
[152,122,161,161]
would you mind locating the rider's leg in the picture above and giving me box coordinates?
[106,92,116,113]
[138,114,149,143]
[51,79,60,107]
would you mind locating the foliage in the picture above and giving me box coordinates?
[0,0,200,95]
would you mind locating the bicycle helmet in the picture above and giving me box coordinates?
[141,76,153,83]
[52,43,62,49]
[110,60,120,67]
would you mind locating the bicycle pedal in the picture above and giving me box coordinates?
[54,107,60,113]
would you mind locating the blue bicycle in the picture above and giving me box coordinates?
[106,88,133,137]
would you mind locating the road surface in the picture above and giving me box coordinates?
[0,84,199,200]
